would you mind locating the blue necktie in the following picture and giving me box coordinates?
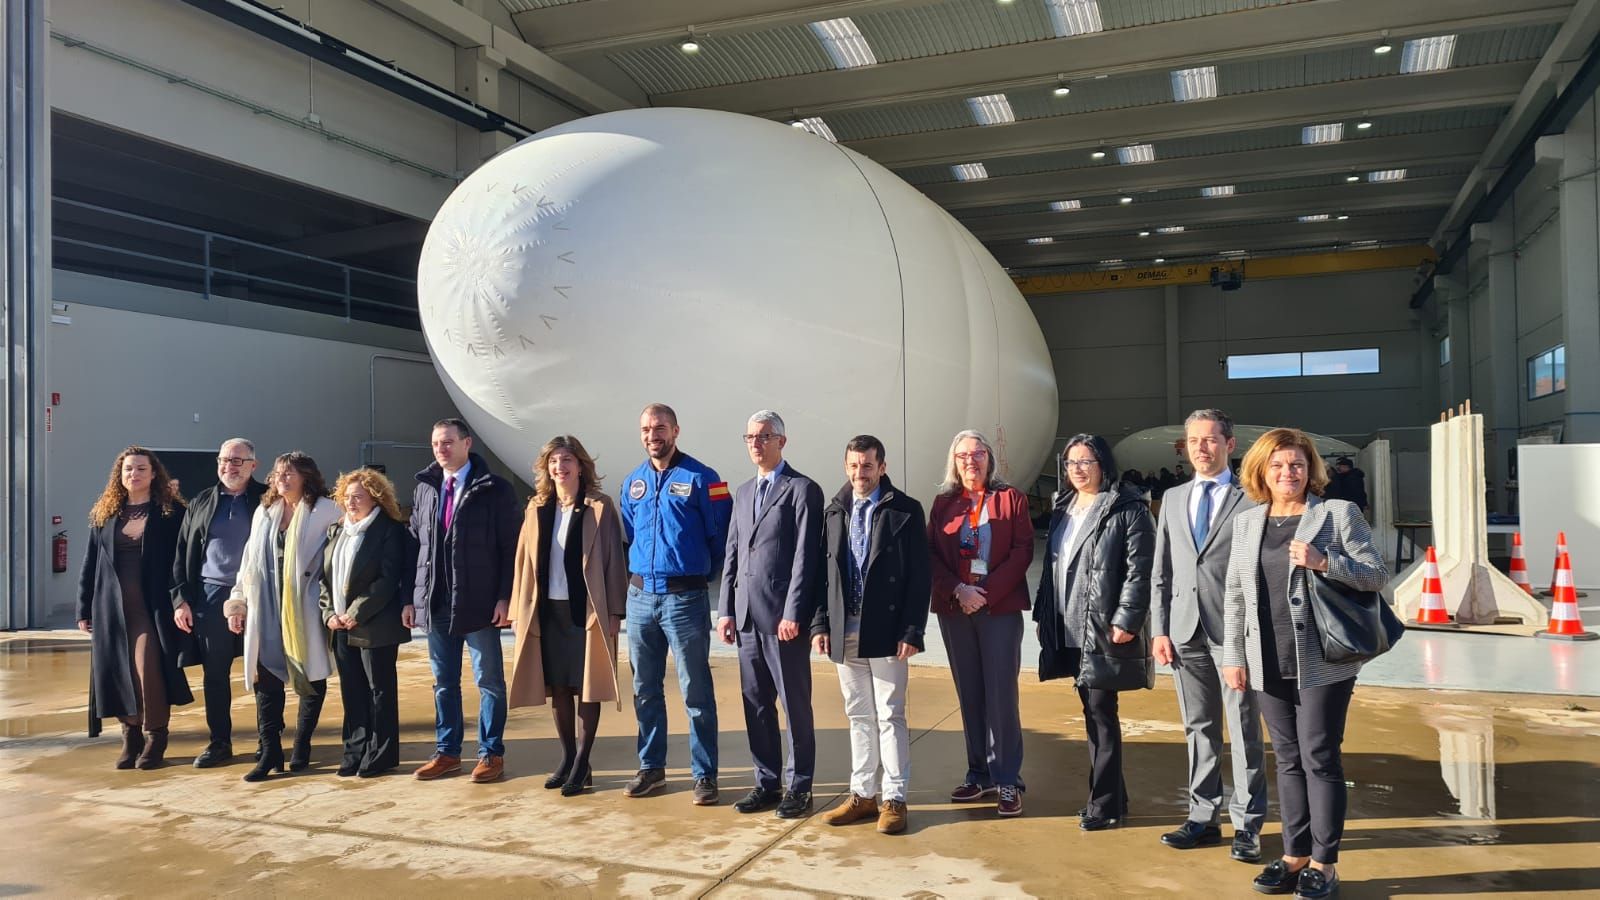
[1192,481,1214,550]
[756,477,770,524]
[849,498,870,616]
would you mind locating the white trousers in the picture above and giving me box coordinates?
[835,629,911,802]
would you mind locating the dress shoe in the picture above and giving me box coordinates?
[734,787,782,814]
[1079,813,1120,831]
[193,744,233,769]
[1232,831,1264,863]
[470,755,505,783]
[243,742,286,783]
[997,785,1023,817]
[115,724,145,770]
[774,790,813,819]
[877,799,908,835]
[823,794,879,826]
[1252,860,1306,895]
[134,729,169,770]
[337,761,361,777]
[1294,868,1338,900]
[413,753,462,780]
[623,767,666,798]
[1161,820,1222,849]
[560,766,593,797]
[544,757,575,790]
[950,782,996,802]
[692,777,719,806]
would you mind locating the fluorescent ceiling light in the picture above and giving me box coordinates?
[1336,215,1350,220]
[1298,214,1331,222]
[1367,168,1407,182]
[1157,226,1185,234]
[1050,200,1082,211]
[809,18,877,69]
[1220,249,1248,257]
[1027,237,1055,245]
[951,162,989,181]
[1302,123,1344,144]
[1138,231,1151,238]
[790,116,837,142]
[1346,175,1361,182]
[1118,143,1155,164]
[1099,258,1124,265]
[1201,185,1235,197]
[1170,66,1218,102]
[1154,258,1166,264]
[1046,0,1104,38]
[1401,35,1456,73]
[966,93,1015,126]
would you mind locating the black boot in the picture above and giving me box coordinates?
[243,734,284,782]
[244,682,287,783]
[115,722,144,770]
[289,685,326,772]
[135,727,169,770]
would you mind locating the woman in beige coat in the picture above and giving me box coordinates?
[508,434,627,796]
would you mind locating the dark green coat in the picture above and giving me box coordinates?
[318,513,413,649]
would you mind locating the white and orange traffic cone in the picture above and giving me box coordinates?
[1412,547,1454,626]
[1539,552,1598,641]
[1509,533,1533,595]
[1547,531,1569,596]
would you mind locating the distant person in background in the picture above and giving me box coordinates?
[1222,429,1388,900]
[226,452,340,782]
[507,435,628,797]
[171,437,265,768]
[1156,468,1178,500]
[1323,458,1369,513]
[80,446,194,769]
[928,430,1034,817]
[1034,434,1155,832]
[320,468,411,778]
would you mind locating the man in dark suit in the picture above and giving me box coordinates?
[812,434,930,835]
[1152,409,1267,862]
[718,410,824,819]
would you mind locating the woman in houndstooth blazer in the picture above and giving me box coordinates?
[1221,429,1387,900]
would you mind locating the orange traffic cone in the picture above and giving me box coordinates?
[1509,533,1533,595]
[1412,547,1454,625]
[1539,552,1598,641]
[1548,531,1569,596]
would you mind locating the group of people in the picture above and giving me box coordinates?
[78,404,1386,900]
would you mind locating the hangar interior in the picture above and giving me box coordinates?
[5,0,1600,627]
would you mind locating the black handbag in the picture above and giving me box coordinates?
[1307,570,1406,664]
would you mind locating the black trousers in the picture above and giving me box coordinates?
[332,631,401,772]
[736,628,815,793]
[1078,685,1129,818]
[1258,676,1355,864]
[195,583,241,746]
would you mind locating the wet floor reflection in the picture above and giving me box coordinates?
[1424,706,1496,820]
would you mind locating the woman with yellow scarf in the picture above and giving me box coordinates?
[225,452,341,782]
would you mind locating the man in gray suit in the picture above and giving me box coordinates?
[718,410,824,819]
[1152,409,1268,862]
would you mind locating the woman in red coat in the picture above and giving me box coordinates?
[927,430,1035,817]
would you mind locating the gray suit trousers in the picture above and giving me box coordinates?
[1172,632,1267,832]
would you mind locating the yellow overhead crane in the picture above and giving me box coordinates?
[1011,245,1437,295]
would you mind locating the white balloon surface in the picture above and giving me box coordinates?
[417,108,1057,505]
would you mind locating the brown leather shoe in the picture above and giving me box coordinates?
[470,755,505,783]
[822,793,879,826]
[878,799,909,834]
[414,753,461,780]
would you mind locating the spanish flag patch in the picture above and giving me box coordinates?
[708,481,731,502]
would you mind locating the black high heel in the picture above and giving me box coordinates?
[243,742,285,783]
[560,765,593,797]
[544,758,575,790]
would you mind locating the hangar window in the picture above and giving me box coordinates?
[1527,345,1566,399]
[1439,336,1451,366]
[1227,348,1380,380]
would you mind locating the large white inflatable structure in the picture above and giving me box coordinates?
[417,108,1057,504]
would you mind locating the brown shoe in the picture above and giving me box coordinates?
[822,793,879,826]
[414,753,461,780]
[877,799,908,835]
[470,755,505,783]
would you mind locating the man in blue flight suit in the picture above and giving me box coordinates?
[619,402,733,805]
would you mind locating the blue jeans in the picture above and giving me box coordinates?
[427,625,507,759]
[626,586,717,779]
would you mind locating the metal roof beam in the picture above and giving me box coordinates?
[516,0,915,56]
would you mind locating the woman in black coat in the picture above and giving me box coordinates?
[78,445,195,769]
[1034,434,1156,831]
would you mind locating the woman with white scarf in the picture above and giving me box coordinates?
[225,451,340,782]
[320,468,412,778]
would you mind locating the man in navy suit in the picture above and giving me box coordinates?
[718,409,825,819]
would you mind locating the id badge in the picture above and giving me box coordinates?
[970,559,988,578]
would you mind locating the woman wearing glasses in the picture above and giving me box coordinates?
[927,430,1035,817]
[1034,434,1156,831]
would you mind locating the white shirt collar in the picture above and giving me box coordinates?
[1193,467,1232,488]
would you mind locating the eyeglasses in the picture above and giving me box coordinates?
[217,457,255,467]
[742,434,781,445]
[1063,459,1099,470]
[955,451,989,462]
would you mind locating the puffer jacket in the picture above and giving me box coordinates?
[1034,482,1156,691]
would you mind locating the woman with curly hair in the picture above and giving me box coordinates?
[507,435,628,796]
[78,446,194,769]
[320,467,412,778]
[225,451,341,782]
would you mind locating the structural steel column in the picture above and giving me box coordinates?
[1471,219,1522,513]
[1164,285,1181,423]
[2,0,50,629]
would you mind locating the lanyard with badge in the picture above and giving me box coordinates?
[961,490,987,582]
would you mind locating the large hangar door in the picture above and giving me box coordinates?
[366,355,454,498]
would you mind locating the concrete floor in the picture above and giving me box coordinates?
[2,631,1598,898]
